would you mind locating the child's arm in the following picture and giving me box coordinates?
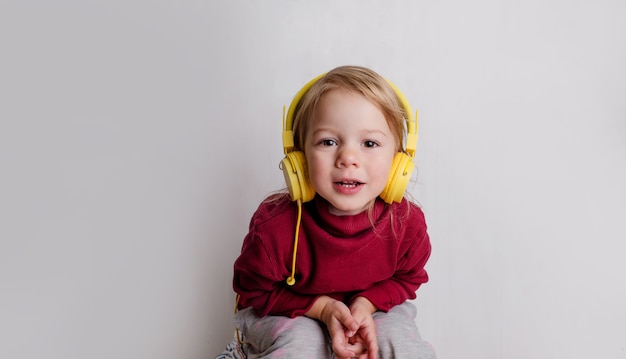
[234,198,324,317]
[353,209,432,312]
[233,245,320,317]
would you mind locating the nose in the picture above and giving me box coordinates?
[335,144,360,168]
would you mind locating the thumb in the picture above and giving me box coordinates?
[337,311,359,337]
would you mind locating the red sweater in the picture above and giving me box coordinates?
[233,194,431,318]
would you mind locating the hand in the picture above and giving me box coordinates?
[306,296,361,358]
[347,297,378,359]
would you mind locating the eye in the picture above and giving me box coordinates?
[363,140,379,148]
[320,139,337,146]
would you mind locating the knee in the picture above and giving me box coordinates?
[410,340,437,359]
[273,316,327,348]
[237,311,330,358]
[376,330,437,359]
[261,317,330,358]
[374,303,437,358]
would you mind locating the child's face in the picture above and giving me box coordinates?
[304,89,397,216]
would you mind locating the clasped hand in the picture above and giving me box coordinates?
[316,296,378,359]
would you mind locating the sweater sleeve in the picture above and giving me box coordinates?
[354,216,432,312]
[233,210,319,318]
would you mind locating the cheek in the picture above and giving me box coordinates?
[306,154,336,189]
[305,153,325,175]
[376,154,397,178]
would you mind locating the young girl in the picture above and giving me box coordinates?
[231,66,435,359]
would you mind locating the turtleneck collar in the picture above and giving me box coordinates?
[310,195,388,238]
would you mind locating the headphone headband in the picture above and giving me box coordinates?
[282,73,418,158]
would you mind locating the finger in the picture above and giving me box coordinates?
[344,320,360,337]
[329,329,355,359]
[358,329,378,359]
[345,341,365,353]
[335,307,360,335]
[348,335,374,359]
[366,340,377,359]
[332,344,355,359]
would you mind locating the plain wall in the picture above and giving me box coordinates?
[1,1,625,358]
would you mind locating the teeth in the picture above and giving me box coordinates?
[339,181,360,187]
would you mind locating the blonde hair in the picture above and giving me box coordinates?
[291,65,408,154]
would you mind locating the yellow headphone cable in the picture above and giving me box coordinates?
[286,199,302,286]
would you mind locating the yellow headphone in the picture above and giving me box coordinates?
[279,72,418,285]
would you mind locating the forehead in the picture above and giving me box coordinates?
[314,89,385,122]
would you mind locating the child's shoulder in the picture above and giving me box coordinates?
[390,198,427,226]
[251,192,296,223]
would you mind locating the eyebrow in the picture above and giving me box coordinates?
[311,128,391,138]
[360,129,391,138]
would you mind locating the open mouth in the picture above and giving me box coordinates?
[336,181,363,188]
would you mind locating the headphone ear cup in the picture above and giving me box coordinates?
[380,152,415,204]
[280,151,316,203]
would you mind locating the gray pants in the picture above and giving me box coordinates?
[234,301,436,359]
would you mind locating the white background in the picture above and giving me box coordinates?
[1,1,625,358]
